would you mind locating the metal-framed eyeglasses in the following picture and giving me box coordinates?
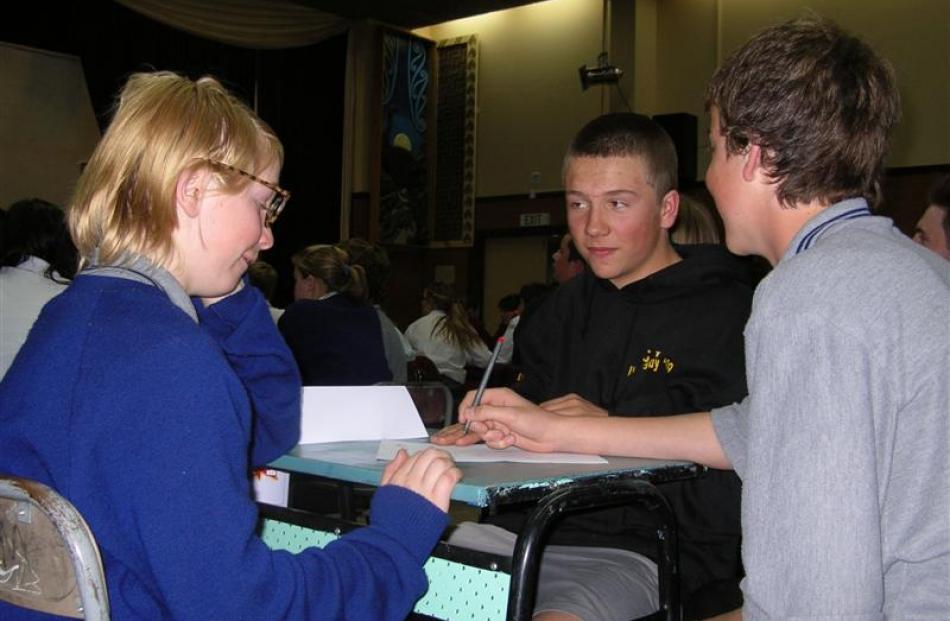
[205,159,290,226]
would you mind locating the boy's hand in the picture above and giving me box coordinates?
[540,393,608,417]
[380,448,462,513]
[431,423,482,446]
[459,387,564,453]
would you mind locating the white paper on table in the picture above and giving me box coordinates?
[300,386,428,443]
[376,439,608,464]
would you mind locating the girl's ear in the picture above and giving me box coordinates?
[175,167,207,218]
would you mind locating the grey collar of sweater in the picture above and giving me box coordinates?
[81,252,198,323]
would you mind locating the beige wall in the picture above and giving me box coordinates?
[416,0,605,197]
[711,0,949,169]
[482,235,550,333]
[413,0,948,199]
[0,43,100,209]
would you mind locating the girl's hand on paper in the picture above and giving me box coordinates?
[381,448,462,512]
[540,393,608,417]
[459,387,564,453]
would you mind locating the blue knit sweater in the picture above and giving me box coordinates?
[0,273,448,620]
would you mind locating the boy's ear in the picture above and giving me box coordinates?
[659,190,680,230]
[742,144,764,183]
[175,167,206,218]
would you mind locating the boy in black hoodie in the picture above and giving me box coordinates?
[436,113,752,620]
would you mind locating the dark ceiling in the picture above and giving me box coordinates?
[292,0,546,29]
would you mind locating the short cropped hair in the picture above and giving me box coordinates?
[929,175,950,210]
[707,17,900,207]
[69,71,282,268]
[564,113,679,197]
[927,174,950,237]
[498,293,521,313]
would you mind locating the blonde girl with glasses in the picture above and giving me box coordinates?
[0,71,460,621]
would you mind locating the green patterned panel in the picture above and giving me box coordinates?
[414,556,509,620]
[259,519,509,620]
[259,520,338,552]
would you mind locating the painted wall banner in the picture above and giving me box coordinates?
[379,30,432,245]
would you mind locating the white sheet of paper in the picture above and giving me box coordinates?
[300,386,428,443]
[376,439,609,464]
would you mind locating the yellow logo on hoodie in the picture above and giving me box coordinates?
[627,349,675,377]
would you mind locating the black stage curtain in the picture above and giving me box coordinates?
[257,36,347,307]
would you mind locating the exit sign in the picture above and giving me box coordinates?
[519,212,550,227]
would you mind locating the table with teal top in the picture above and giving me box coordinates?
[268,439,703,621]
[270,439,700,511]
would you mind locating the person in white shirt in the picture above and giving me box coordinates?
[493,293,522,364]
[0,198,77,377]
[405,281,491,385]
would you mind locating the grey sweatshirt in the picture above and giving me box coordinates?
[713,199,950,619]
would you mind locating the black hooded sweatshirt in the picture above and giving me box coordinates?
[496,243,754,609]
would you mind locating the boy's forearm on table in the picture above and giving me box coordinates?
[557,412,732,469]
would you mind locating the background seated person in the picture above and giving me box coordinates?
[912,174,950,260]
[670,195,721,245]
[405,281,492,392]
[552,232,586,284]
[247,259,284,323]
[336,237,413,383]
[279,244,391,385]
[493,292,521,367]
[0,197,77,378]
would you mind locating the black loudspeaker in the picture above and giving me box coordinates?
[653,112,698,186]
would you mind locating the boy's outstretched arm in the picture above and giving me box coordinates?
[460,388,733,470]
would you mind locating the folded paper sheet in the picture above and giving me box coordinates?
[300,386,428,443]
[376,439,608,464]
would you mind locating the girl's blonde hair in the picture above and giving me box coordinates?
[424,282,481,350]
[69,71,283,268]
[292,244,369,304]
[670,195,721,245]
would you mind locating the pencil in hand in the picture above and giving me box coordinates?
[463,337,505,435]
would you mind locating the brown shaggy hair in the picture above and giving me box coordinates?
[706,17,900,208]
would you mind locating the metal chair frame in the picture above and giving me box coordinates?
[0,475,109,620]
